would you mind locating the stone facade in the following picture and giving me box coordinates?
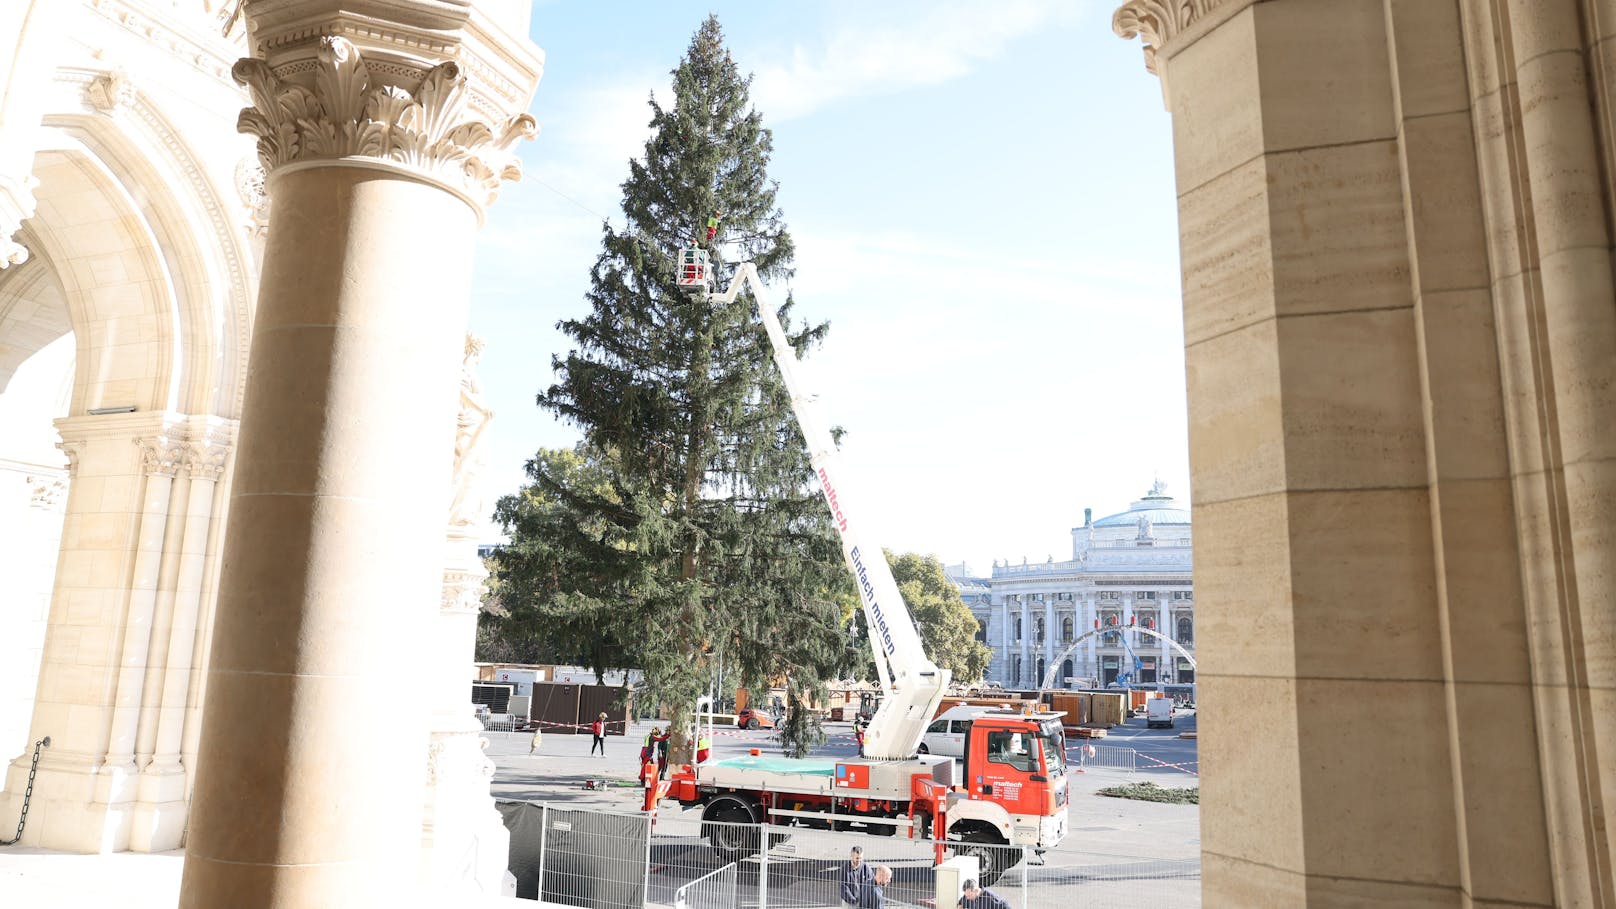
[0,1,541,905]
[1116,0,1616,904]
[960,484,1194,691]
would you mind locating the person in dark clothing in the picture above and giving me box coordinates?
[957,879,1011,909]
[857,865,891,909]
[839,845,874,909]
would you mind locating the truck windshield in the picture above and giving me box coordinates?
[1039,722,1067,776]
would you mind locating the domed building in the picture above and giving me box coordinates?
[976,481,1194,690]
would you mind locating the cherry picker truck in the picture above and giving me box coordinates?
[648,247,1070,884]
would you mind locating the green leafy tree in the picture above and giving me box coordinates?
[481,445,643,679]
[887,551,993,684]
[519,16,848,758]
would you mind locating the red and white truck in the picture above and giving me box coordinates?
[653,256,1071,883]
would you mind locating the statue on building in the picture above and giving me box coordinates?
[1137,514,1154,539]
[449,334,492,528]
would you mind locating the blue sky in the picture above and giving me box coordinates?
[468,0,1186,575]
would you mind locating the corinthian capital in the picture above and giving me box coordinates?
[234,36,536,212]
[1113,0,1227,76]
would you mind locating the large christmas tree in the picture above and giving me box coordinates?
[489,16,851,756]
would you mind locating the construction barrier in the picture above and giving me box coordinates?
[497,801,1202,908]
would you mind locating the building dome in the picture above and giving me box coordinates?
[1091,481,1191,528]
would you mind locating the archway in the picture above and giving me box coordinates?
[1036,624,1198,697]
[0,72,254,853]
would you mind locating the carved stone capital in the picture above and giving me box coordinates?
[232,35,537,214]
[1113,0,1235,83]
[137,437,189,478]
[185,442,233,482]
[0,173,39,270]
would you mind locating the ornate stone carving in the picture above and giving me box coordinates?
[186,442,232,482]
[87,69,137,113]
[137,437,188,478]
[27,475,68,510]
[232,37,537,210]
[450,334,492,528]
[233,156,270,236]
[1113,0,1225,74]
[440,572,487,616]
[59,440,86,477]
[86,0,241,81]
[0,173,39,270]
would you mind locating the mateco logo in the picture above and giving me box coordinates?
[818,467,848,532]
[850,545,896,656]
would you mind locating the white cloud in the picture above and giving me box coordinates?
[750,0,1087,121]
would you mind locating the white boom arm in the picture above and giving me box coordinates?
[711,263,949,759]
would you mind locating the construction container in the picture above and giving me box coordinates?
[1086,691,1128,727]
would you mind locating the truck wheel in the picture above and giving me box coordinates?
[917,744,929,754]
[746,718,759,730]
[954,828,1014,887]
[702,798,760,860]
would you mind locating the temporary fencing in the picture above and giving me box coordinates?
[498,802,651,908]
[499,801,1200,908]
[673,861,738,909]
[1067,743,1137,774]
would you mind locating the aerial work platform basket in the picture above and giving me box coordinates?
[676,247,712,294]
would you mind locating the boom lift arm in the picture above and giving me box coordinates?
[689,255,950,759]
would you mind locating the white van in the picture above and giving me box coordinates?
[918,705,997,757]
[1146,696,1174,729]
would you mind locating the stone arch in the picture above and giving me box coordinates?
[0,60,254,853]
[32,70,257,418]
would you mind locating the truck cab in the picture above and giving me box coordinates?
[936,711,1068,882]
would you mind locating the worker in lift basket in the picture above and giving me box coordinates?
[957,879,1011,909]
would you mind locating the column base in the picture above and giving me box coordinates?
[1,756,138,852]
[421,728,509,895]
[128,762,190,852]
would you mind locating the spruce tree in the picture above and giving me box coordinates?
[511,16,851,756]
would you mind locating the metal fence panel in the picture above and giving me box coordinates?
[499,801,651,908]
[673,861,738,909]
[513,801,1199,908]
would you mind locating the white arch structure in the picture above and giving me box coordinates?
[1037,624,1198,696]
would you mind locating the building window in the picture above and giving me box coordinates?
[1014,616,1023,643]
[1177,616,1193,647]
[1137,591,1157,600]
[1057,592,1073,601]
[1012,656,1022,687]
[1062,616,1074,642]
[1034,617,1045,643]
[976,618,988,643]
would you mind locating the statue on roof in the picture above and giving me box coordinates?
[1150,477,1167,496]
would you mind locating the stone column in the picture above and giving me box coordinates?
[1043,599,1056,683]
[997,597,1010,680]
[129,426,232,852]
[1112,0,1593,903]
[179,7,540,906]
[1082,594,1097,684]
[2,412,211,851]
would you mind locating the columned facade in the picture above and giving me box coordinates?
[966,485,1195,690]
[1115,0,1615,903]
